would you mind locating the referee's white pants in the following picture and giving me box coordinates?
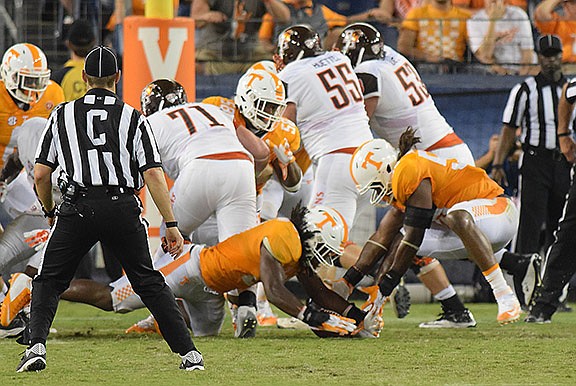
[172,159,257,242]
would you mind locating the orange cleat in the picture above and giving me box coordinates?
[125,315,160,334]
[1,273,32,327]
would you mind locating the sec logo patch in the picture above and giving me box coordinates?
[7,116,17,126]
[45,101,54,110]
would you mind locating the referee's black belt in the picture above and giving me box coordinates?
[79,186,135,198]
[522,144,564,161]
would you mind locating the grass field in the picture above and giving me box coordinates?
[1,301,575,385]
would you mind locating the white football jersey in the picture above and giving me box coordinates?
[354,46,454,150]
[145,102,251,180]
[279,51,372,160]
[1,117,49,217]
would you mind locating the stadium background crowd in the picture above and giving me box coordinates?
[1,0,575,309]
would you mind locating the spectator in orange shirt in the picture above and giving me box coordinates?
[398,0,471,65]
[535,0,576,64]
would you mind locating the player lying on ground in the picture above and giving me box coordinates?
[58,205,369,337]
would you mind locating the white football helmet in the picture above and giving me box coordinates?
[304,206,348,269]
[351,139,398,206]
[1,43,51,104]
[234,69,286,133]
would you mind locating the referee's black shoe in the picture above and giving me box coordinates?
[180,350,205,371]
[16,342,46,372]
[512,253,542,308]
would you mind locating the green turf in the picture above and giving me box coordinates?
[1,301,575,385]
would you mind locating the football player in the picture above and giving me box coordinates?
[59,205,361,337]
[334,23,541,326]
[0,117,56,337]
[141,79,267,243]
[0,43,64,335]
[204,66,306,330]
[276,25,374,235]
[142,78,274,338]
[204,68,303,197]
[349,132,523,331]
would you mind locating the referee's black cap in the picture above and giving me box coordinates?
[84,46,119,77]
[538,35,563,57]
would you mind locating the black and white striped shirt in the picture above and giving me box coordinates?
[35,88,162,189]
[502,73,567,150]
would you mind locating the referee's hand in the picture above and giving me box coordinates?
[559,136,576,164]
[164,227,184,258]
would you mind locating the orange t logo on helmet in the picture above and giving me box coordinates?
[315,211,337,230]
[361,151,383,170]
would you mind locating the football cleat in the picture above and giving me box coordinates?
[125,314,160,334]
[496,292,521,325]
[512,253,542,308]
[419,309,477,328]
[1,273,32,327]
[235,306,257,338]
[180,350,205,371]
[389,279,411,319]
[16,343,46,373]
[257,314,278,327]
[0,312,27,338]
[256,298,278,327]
[524,313,552,324]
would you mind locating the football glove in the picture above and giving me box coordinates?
[271,139,295,181]
[272,139,295,166]
[23,229,51,251]
[353,285,386,338]
[299,301,356,336]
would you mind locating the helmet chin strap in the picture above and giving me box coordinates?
[295,50,305,62]
[355,47,365,67]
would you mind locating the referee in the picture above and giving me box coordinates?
[493,35,572,280]
[17,46,204,372]
[526,77,576,323]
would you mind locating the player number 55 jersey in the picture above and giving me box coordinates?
[278,51,372,159]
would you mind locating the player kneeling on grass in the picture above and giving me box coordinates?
[344,130,524,328]
[58,205,370,337]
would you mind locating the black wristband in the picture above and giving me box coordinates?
[378,270,403,297]
[343,266,364,287]
[165,221,178,228]
[491,164,503,169]
[344,304,366,325]
[558,131,573,138]
[42,206,56,218]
